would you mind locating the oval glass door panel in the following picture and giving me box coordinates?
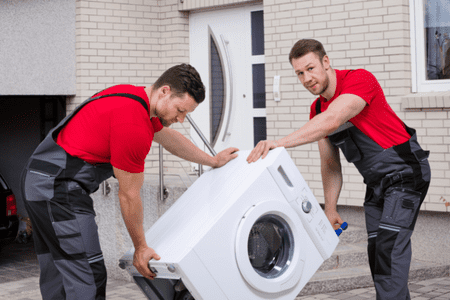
[235,201,304,294]
[210,31,226,147]
[248,214,294,279]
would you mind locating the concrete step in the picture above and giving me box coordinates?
[298,259,450,296]
[315,224,368,272]
[318,242,368,271]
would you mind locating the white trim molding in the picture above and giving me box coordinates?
[409,0,450,93]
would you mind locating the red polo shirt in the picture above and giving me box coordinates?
[310,69,410,149]
[56,85,163,173]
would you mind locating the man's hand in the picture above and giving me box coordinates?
[246,140,278,163]
[325,209,344,230]
[213,147,239,168]
[133,246,161,280]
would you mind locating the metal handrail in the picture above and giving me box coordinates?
[159,144,166,201]
[159,115,216,201]
[186,114,216,156]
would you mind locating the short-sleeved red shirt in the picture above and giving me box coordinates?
[56,85,163,173]
[310,69,410,149]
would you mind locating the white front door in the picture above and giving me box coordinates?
[189,5,266,157]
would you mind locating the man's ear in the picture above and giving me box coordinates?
[158,85,171,99]
[162,85,171,95]
[322,55,330,70]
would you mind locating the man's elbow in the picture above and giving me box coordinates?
[327,122,342,136]
[322,113,343,136]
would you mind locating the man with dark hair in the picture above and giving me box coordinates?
[288,38,327,63]
[153,63,206,105]
[247,39,430,300]
[22,63,238,300]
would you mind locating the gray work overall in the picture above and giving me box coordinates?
[22,93,149,300]
[316,101,431,300]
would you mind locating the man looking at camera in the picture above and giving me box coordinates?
[247,39,430,300]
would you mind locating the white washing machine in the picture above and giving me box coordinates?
[119,148,339,300]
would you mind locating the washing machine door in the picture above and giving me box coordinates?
[235,201,305,294]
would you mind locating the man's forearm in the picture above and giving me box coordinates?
[158,128,216,167]
[118,190,147,250]
[322,165,343,212]
[277,112,340,149]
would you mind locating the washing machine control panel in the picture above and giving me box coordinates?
[277,165,293,187]
[300,189,317,220]
[293,187,339,260]
[266,150,339,259]
[301,199,312,213]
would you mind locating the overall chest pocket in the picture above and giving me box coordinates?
[329,129,362,163]
[24,159,63,201]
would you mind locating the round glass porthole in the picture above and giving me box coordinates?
[247,214,294,279]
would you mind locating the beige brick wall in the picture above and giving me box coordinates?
[264,0,449,212]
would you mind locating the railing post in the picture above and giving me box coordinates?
[159,144,165,202]
[198,163,203,176]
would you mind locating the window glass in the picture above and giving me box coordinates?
[424,0,450,80]
[251,11,264,56]
[253,117,267,147]
[252,64,266,109]
[210,36,225,145]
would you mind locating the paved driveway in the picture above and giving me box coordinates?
[1,239,449,300]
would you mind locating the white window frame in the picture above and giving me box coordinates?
[409,0,450,92]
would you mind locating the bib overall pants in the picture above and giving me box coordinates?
[21,93,149,300]
[317,102,431,300]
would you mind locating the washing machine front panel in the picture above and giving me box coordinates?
[190,167,311,299]
[267,148,339,260]
[235,200,306,294]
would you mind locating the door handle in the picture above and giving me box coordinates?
[220,34,233,142]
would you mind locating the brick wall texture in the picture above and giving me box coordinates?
[74,0,450,212]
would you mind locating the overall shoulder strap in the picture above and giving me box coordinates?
[315,99,322,115]
[52,92,150,139]
[89,93,149,113]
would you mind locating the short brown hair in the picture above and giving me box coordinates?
[289,39,327,64]
[153,63,206,104]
